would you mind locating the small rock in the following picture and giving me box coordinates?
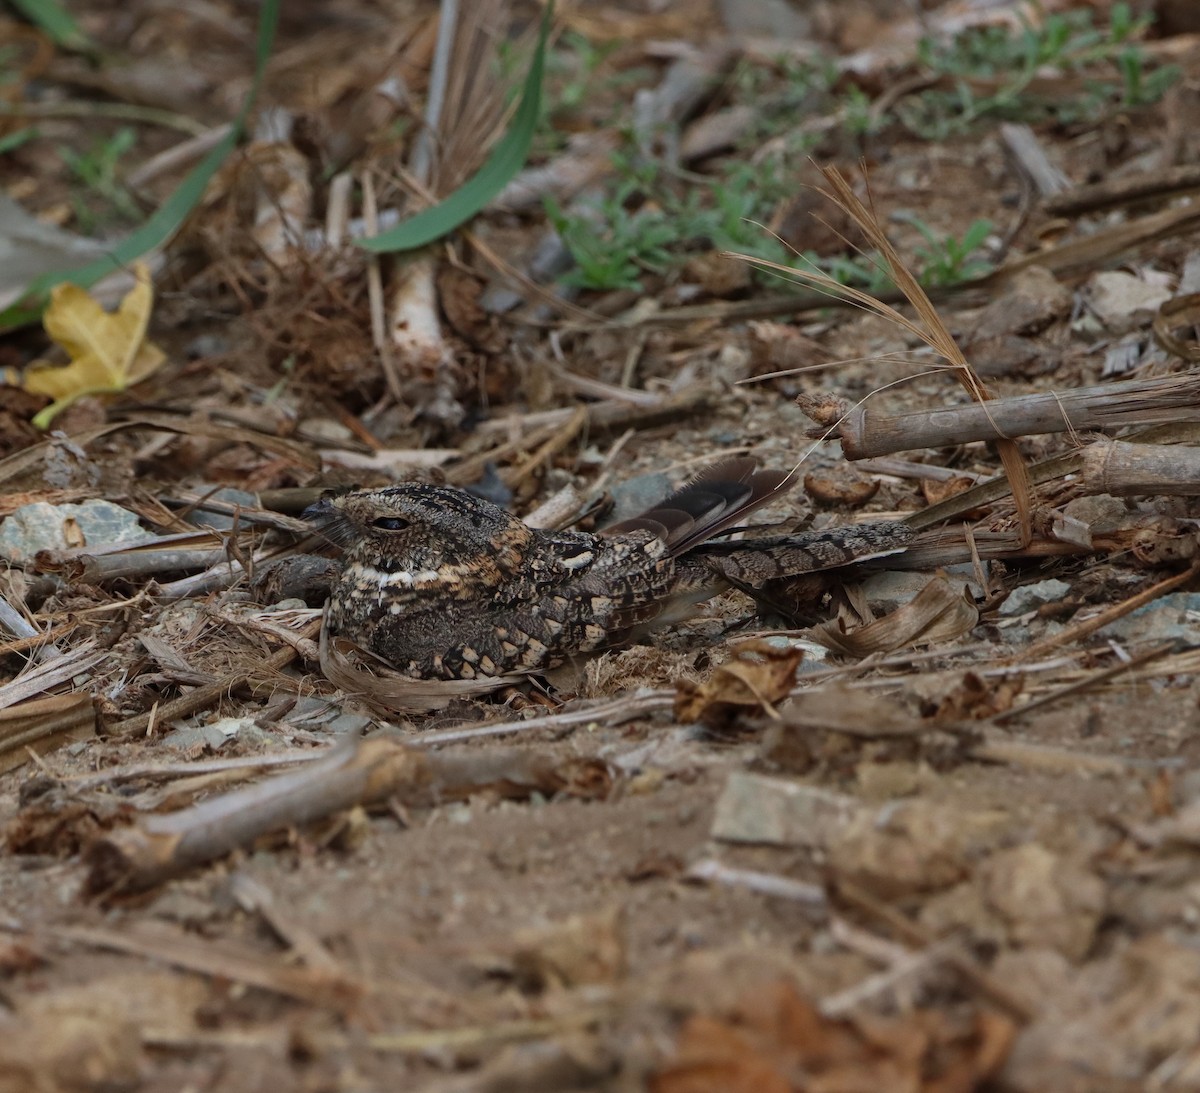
[1097,591,1200,645]
[602,472,672,527]
[970,266,1072,341]
[0,500,144,563]
[711,771,858,848]
[325,712,372,735]
[999,578,1072,617]
[1088,269,1173,333]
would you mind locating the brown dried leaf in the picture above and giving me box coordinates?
[651,979,1015,1093]
[931,672,1022,722]
[920,475,975,507]
[674,640,804,726]
[812,577,978,658]
[804,468,880,507]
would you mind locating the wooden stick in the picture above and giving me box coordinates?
[1044,163,1200,217]
[84,735,609,892]
[1081,437,1200,496]
[827,371,1200,460]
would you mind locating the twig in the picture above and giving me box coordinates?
[85,734,609,892]
[990,641,1176,724]
[685,859,827,906]
[469,388,713,440]
[1013,564,1200,663]
[0,99,210,135]
[999,122,1069,198]
[969,736,1175,775]
[0,693,95,774]
[1044,163,1200,217]
[0,644,104,708]
[820,936,960,1018]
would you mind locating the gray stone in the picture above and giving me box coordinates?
[601,472,672,528]
[1098,592,1200,646]
[325,712,373,735]
[999,578,1072,617]
[0,499,144,562]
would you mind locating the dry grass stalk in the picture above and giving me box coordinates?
[729,163,1032,543]
[54,923,362,1012]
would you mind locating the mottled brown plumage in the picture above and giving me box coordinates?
[305,459,911,680]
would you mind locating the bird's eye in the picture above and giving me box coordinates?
[372,516,410,531]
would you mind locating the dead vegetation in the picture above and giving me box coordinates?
[2,0,1200,1089]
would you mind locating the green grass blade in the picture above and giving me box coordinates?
[7,0,91,51]
[0,0,279,330]
[357,2,552,254]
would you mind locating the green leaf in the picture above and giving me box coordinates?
[358,2,553,254]
[0,0,279,331]
[7,0,91,51]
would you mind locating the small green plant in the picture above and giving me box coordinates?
[545,154,800,292]
[1114,47,1179,108]
[900,4,1178,138]
[59,126,141,231]
[905,217,993,286]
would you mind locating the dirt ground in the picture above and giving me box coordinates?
[3,0,1200,1090]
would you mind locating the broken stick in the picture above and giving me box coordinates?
[85,734,611,893]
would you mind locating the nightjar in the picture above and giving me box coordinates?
[305,458,912,681]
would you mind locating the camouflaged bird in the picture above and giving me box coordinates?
[305,459,912,681]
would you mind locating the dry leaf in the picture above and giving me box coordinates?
[675,640,803,726]
[651,979,1015,1093]
[812,577,979,657]
[19,262,165,428]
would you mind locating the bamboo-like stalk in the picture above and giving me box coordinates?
[1081,437,1200,496]
[827,371,1200,460]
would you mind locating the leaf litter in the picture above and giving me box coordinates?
[1,0,1200,1090]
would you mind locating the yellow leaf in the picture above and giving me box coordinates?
[20,263,166,428]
